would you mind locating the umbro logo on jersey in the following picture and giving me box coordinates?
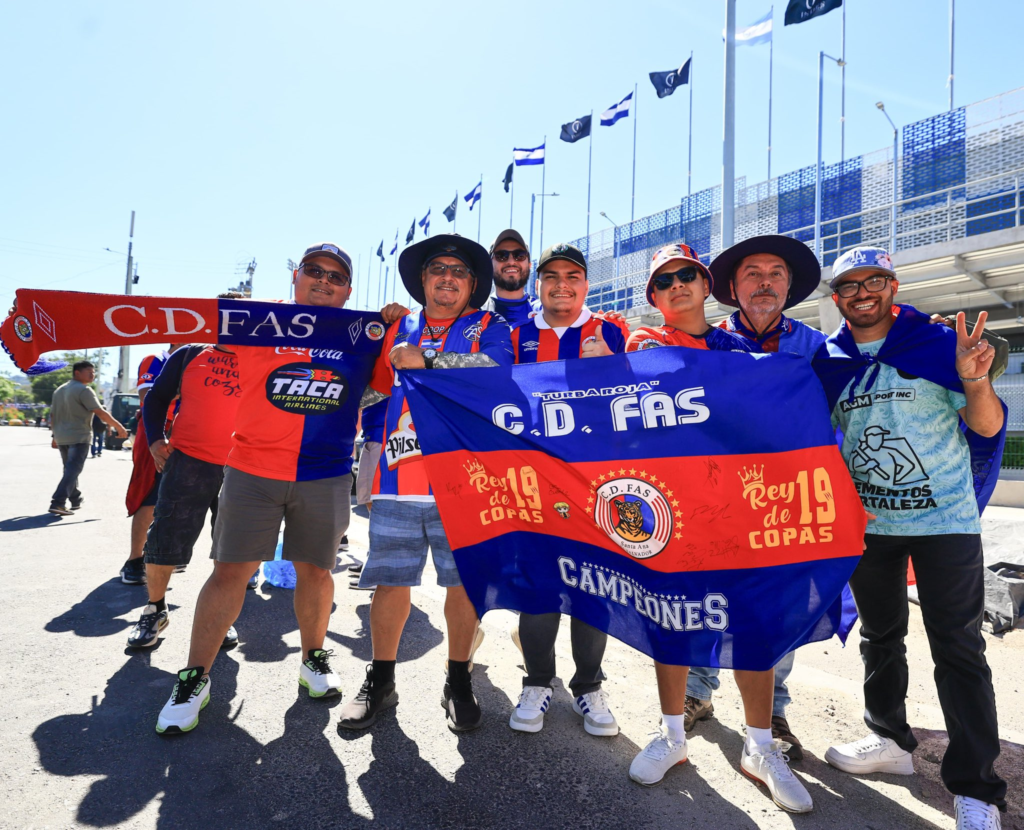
[522,341,540,351]
[265,362,349,415]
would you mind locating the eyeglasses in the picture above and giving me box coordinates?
[300,263,350,287]
[493,249,529,263]
[651,267,702,291]
[425,263,472,279]
[834,275,891,298]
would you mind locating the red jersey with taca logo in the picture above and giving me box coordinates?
[626,325,757,353]
[227,344,376,482]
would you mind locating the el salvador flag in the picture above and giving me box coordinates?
[731,9,773,45]
[389,230,398,256]
[600,92,632,127]
[464,181,482,210]
[513,144,545,166]
[418,208,431,236]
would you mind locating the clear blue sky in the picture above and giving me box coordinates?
[2,0,1022,381]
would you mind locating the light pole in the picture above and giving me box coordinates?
[529,192,559,256]
[600,212,622,297]
[814,52,846,261]
[876,102,900,252]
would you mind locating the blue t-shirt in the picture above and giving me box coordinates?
[484,295,541,329]
[831,339,978,536]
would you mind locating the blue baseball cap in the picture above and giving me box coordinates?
[830,246,896,290]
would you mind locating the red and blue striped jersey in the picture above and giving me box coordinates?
[511,309,626,363]
[370,310,513,500]
[136,351,169,392]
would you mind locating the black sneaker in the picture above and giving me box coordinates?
[127,604,169,648]
[337,665,398,731]
[771,714,805,762]
[338,535,349,552]
[70,497,84,511]
[442,671,482,733]
[120,558,147,585]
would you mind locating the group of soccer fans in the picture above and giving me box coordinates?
[46,225,1007,828]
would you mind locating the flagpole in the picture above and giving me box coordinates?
[509,156,515,227]
[391,237,398,304]
[477,174,482,243]
[377,259,383,308]
[540,137,547,253]
[586,110,593,242]
[949,0,955,110]
[631,83,638,223]
[768,14,774,180]
[722,0,737,249]
[688,51,694,198]
[840,1,846,161]
[454,192,458,234]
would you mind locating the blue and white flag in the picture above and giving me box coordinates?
[389,229,398,256]
[513,144,545,166]
[600,92,633,127]
[464,181,482,210]
[729,9,772,44]
[418,208,431,236]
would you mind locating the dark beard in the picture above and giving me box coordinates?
[493,269,530,293]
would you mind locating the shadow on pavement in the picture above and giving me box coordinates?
[694,713,947,829]
[233,585,304,664]
[46,578,164,638]
[0,514,99,531]
[326,600,443,664]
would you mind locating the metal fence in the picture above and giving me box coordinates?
[570,86,1024,317]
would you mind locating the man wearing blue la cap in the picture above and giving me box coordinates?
[815,245,1007,830]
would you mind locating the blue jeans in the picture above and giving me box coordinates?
[52,442,89,507]
[686,650,796,718]
[91,431,104,456]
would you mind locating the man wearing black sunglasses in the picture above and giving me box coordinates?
[817,246,1006,828]
[483,229,541,328]
[625,244,815,814]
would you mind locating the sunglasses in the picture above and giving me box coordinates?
[493,249,529,263]
[300,263,350,287]
[652,266,702,291]
[834,274,892,298]
[425,263,472,279]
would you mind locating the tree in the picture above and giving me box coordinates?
[31,366,74,405]
[0,376,15,404]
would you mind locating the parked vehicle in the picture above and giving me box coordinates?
[105,393,140,450]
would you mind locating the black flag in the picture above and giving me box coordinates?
[406,219,415,244]
[649,57,691,99]
[443,194,457,222]
[559,114,592,144]
[784,0,841,26]
[502,163,513,193]
[376,241,384,261]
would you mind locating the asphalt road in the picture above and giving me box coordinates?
[1,427,1022,830]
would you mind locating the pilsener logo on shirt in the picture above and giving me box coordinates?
[265,362,349,415]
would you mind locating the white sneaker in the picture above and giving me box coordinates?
[825,733,915,775]
[509,686,553,733]
[299,649,343,698]
[629,728,688,786]
[155,667,210,734]
[573,690,619,736]
[955,796,1002,830]
[741,740,813,814]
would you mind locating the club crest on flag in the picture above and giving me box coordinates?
[593,474,675,560]
[13,316,32,342]
[365,321,385,341]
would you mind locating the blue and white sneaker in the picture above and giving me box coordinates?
[509,685,552,733]
[573,689,619,736]
[156,667,210,734]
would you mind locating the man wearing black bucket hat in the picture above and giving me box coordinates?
[676,236,829,757]
[338,234,513,734]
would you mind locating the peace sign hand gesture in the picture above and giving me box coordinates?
[954,310,994,381]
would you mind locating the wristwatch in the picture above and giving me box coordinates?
[423,348,438,369]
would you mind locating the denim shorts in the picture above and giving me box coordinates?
[144,450,223,567]
[359,499,461,588]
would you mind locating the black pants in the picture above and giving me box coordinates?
[850,533,1006,809]
[520,613,607,696]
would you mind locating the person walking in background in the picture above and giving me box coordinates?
[48,361,127,516]
[90,412,106,458]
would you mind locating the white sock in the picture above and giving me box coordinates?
[745,725,773,753]
[662,713,687,743]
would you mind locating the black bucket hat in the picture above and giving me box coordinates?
[399,233,493,309]
[709,235,821,311]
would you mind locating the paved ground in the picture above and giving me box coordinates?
[1,426,1022,830]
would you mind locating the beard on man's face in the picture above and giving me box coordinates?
[493,264,531,293]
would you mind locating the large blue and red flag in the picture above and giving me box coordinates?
[402,348,865,670]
